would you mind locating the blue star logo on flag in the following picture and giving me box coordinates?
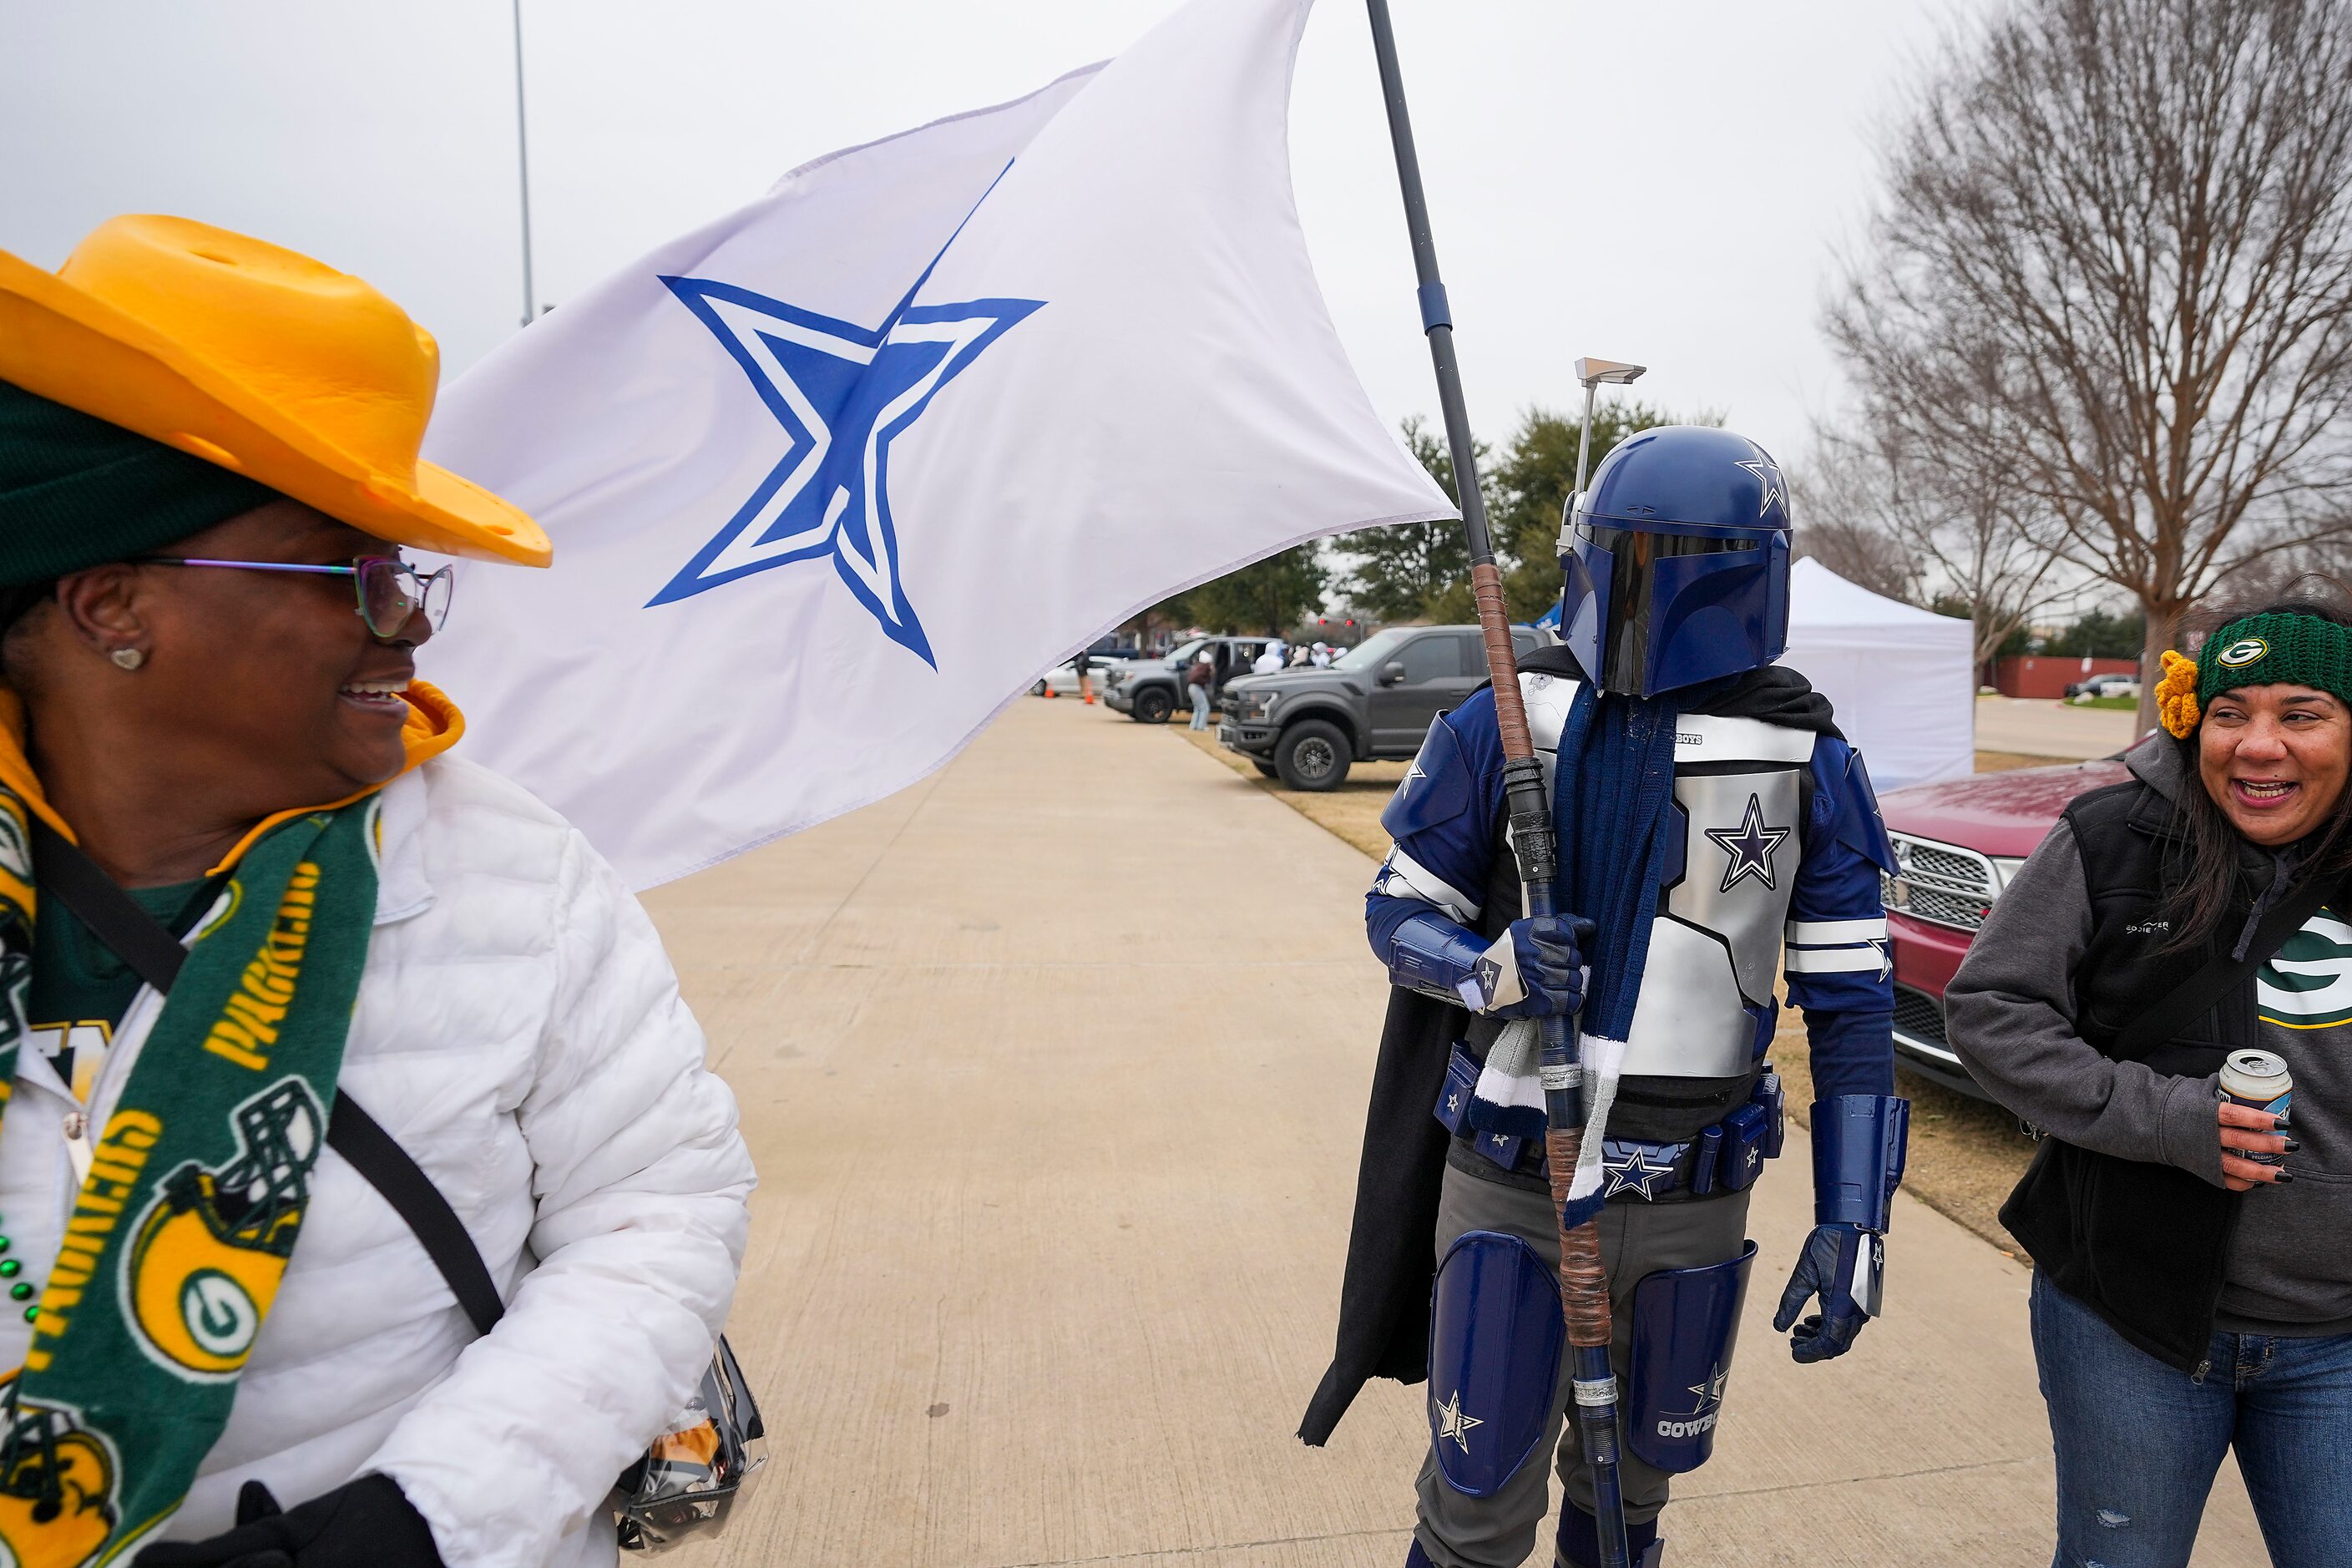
[650,275,1044,666]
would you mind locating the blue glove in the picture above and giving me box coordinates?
[1491,914,1594,1019]
[1772,1222,1883,1363]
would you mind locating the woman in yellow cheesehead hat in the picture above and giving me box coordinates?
[0,217,753,1568]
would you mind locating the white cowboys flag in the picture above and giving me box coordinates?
[424,0,1453,887]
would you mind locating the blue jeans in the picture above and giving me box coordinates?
[2031,1271,2352,1567]
[1187,682,1211,729]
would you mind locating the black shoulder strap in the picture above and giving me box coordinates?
[28,818,507,1337]
[2107,870,2341,1062]
[28,819,186,992]
[321,1095,506,1334]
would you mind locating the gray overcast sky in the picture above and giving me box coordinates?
[3,0,1975,470]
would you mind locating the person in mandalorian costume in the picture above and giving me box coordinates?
[1298,425,1911,1568]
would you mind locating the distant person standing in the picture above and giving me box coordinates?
[1252,641,1284,675]
[1186,646,1216,731]
[1074,645,1095,704]
[1311,641,1333,667]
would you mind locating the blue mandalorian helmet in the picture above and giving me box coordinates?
[1558,424,1792,698]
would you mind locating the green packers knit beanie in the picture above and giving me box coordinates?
[2157,610,2352,736]
[0,377,280,588]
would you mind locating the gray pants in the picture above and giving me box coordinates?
[1187,682,1212,728]
[1414,1161,1753,1568]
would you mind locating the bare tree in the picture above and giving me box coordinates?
[1828,0,2352,730]
[1789,447,1925,604]
[1791,513,1922,606]
[1804,430,2083,676]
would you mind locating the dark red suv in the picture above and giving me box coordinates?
[1877,757,2132,1096]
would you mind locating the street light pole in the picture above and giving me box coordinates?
[1571,357,1647,515]
[511,0,538,328]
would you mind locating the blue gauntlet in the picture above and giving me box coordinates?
[1383,911,1590,1017]
[1773,1095,1909,1363]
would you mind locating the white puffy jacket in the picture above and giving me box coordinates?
[0,755,756,1567]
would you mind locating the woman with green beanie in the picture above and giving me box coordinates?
[1948,588,2352,1566]
[0,215,753,1567]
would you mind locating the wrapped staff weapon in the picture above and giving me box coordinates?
[1360,7,1632,1565]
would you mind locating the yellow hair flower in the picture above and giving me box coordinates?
[2157,648,2201,737]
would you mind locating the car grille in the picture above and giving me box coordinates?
[1891,984,1949,1049]
[1883,832,1998,933]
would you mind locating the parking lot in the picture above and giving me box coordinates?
[1973,693,2142,761]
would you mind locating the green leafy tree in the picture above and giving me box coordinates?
[1335,417,1479,621]
[1488,402,1711,620]
[1172,541,1331,636]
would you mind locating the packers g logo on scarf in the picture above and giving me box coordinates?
[0,1383,119,1568]
[123,1080,323,1381]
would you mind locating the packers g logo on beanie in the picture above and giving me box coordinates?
[124,1081,322,1380]
[2158,612,2352,737]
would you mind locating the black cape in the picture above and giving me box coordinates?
[1297,654,1839,1444]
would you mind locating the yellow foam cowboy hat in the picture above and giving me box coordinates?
[0,214,549,565]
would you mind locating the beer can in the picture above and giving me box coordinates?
[2218,1050,2294,1166]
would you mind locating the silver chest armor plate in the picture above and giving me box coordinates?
[1520,674,1815,1078]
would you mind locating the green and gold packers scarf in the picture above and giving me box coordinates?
[0,791,378,1566]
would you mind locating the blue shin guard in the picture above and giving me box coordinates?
[1426,1231,1564,1497]
[1625,1241,1758,1474]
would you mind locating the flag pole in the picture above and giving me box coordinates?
[511,0,538,327]
[1359,6,1632,1565]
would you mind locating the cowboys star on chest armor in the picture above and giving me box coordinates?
[1549,672,1807,1078]
[1368,667,1893,1080]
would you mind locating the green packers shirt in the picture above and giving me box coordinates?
[27,878,210,1104]
[2218,902,2352,1333]
[2263,904,2352,1031]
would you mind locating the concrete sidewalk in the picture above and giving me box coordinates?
[645,698,2264,1567]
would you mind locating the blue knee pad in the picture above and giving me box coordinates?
[1426,1230,1563,1497]
[1626,1239,1758,1474]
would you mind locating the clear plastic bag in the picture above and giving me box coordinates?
[614,1337,767,1553]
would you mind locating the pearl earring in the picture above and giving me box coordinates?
[109,647,144,670]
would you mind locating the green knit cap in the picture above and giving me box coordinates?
[0,378,281,589]
[2198,611,2352,707]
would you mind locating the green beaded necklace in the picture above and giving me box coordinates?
[0,1224,24,1319]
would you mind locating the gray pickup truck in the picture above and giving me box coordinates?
[1103,635,1283,724]
[1216,623,1552,790]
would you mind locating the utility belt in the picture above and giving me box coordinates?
[1434,1041,1785,1203]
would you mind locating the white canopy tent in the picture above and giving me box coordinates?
[1777,558,1974,791]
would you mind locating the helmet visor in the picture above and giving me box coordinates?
[1571,523,1759,695]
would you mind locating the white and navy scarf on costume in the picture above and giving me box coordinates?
[1464,683,1681,1225]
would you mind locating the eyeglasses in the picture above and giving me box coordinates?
[128,554,453,640]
